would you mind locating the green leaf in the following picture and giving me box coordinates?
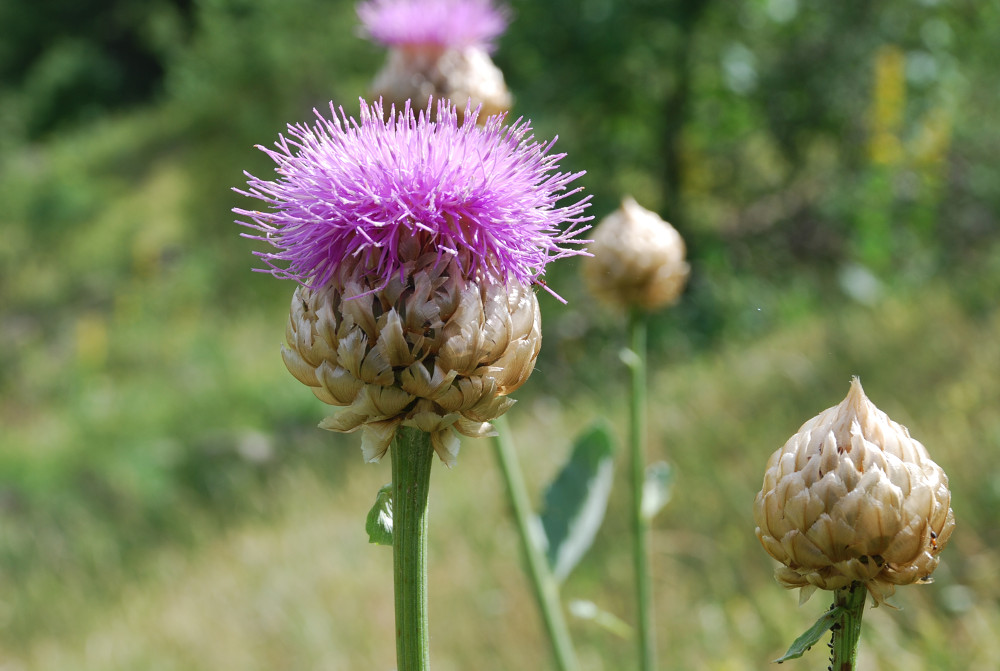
[365,483,393,546]
[539,423,615,582]
[774,606,845,663]
[568,599,633,639]
[618,347,642,369]
[640,461,675,520]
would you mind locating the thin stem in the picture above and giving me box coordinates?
[492,415,581,671]
[830,582,867,671]
[391,427,435,671]
[627,308,656,671]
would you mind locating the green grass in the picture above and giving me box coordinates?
[3,267,999,668]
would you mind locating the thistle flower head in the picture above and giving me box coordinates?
[236,99,589,464]
[581,196,689,311]
[753,378,955,606]
[235,98,589,297]
[358,0,509,52]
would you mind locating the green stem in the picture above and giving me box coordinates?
[830,582,867,671]
[391,427,435,671]
[492,415,581,671]
[627,308,655,671]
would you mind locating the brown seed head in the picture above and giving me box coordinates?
[281,254,540,465]
[753,378,955,606]
[581,196,689,311]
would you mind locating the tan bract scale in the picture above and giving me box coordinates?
[753,378,954,606]
[281,256,540,466]
[581,196,689,311]
[371,45,512,122]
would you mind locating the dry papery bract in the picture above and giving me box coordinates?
[282,254,540,466]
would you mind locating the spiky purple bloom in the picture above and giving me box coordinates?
[357,0,509,52]
[235,99,590,295]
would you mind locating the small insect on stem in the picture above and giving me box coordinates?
[929,530,938,552]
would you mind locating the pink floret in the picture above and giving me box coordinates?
[234,99,590,294]
[357,0,509,51]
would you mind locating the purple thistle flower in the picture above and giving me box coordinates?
[235,98,590,297]
[357,0,509,52]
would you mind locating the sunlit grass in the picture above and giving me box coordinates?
[2,266,996,668]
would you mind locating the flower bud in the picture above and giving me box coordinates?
[282,256,541,466]
[581,196,689,311]
[753,378,954,605]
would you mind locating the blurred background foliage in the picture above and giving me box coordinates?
[1,0,999,668]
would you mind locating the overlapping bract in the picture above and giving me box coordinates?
[282,255,541,465]
[753,378,954,605]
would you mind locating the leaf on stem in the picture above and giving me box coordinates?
[366,483,394,546]
[774,606,845,663]
[568,599,633,639]
[640,461,674,520]
[539,423,615,582]
[618,347,642,370]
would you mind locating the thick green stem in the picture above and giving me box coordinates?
[391,427,435,671]
[627,309,655,671]
[830,582,867,671]
[492,415,581,671]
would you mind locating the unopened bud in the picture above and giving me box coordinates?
[753,378,954,605]
[582,196,689,311]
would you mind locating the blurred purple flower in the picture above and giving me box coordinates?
[235,99,590,293]
[357,0,509,52]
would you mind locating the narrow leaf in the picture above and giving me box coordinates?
[540,423,615,582]
[365,483,394,546]
[774,606,845,663]
[641,461,675,520]
[618,347,642,370]
[568,599,633,639]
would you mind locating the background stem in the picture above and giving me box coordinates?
[830,582,867,671]
[391,427,435,671]
[628,308,656,671]
[492,415,581,671]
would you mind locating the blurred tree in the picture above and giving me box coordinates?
[0,0,194,139]
[501,0,713,223]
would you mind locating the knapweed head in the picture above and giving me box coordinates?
[358,0,513,120]
[753,378,955,606]
[581,196,689,311]
[235,99,590,464]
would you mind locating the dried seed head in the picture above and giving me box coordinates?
[753,378,955,606]
[282,255,541,465]
[581,196,689,311]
